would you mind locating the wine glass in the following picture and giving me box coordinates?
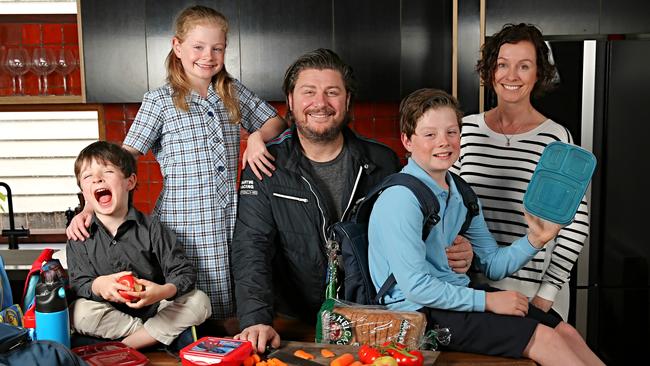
[31,47,57,95]
[54,48,78,95]
[5,47,30,95]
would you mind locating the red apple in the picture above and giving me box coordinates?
[117,274,144,301]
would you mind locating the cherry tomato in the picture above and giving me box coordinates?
[359,344,383,364]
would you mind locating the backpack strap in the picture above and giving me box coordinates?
[450,172,480,234]
[363,173,440,304]
[374,173,480,304]
[355,173,440,236]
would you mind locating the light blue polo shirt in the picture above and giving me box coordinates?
[368,158,539,312]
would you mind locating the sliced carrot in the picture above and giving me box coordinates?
[330,353,355,366]
[252,354,262,363]
[243,355,256,366]
[348,362,364,366]
[293,349,315,360]
[267,358,288,366]
[321,348,336,358]
[255,362,267,366]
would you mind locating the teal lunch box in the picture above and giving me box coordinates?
[523,141,597,225]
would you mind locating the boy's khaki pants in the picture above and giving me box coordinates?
[70,289,211,345]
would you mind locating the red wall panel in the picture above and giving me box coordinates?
[99,101,404,214]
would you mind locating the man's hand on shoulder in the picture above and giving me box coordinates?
[66,208,93,241]
[234,324,281,354]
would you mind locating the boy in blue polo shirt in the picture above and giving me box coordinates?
[368,89,603,365]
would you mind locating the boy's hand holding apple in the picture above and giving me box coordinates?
[123,278,177,309]
[91,271,136,303]
[117,274,145,301]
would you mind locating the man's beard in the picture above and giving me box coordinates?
[295,108,346,143]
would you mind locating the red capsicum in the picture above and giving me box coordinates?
[381,342,424,366]
[358,344,383,364]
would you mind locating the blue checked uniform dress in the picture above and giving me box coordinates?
[124,80,277,319]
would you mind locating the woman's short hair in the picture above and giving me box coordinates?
[476,23,556,98]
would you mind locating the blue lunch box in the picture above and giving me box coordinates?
[523,141,596,225]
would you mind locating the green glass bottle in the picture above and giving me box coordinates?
[325,239,339,299]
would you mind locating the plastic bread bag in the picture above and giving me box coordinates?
[315,298,427,349]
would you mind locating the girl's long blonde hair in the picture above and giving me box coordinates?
[165,5,241,124]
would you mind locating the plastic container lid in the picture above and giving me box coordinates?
[524,141,596,225]
[72,342,148,366]
[180,337,253,366]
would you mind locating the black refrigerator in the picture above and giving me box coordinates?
[484,39,650,364]
[588,39,650,364]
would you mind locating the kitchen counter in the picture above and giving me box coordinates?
[143,341,536,365]
[0,249,44,270]
[0,229,67,246]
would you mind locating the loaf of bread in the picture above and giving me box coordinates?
[316,299,427,349]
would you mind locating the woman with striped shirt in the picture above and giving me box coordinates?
[451,23,589,321]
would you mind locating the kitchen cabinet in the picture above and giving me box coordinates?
[81,0,148,103]
[239,0,332,101]
[334,0,401,101]
[486,0,599,36]
[401,0,453,97]
[601,0,650,34]
[457,0,482,115]
[79,1,454,103]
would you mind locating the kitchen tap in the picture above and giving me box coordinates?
[0,182,30,249]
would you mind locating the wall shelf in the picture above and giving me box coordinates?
[0,95,83,105]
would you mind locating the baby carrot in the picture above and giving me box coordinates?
[243,355,256,366]
[252,354,262,363]
[348,362,364,366]
[294,350,315,360]
[267,358,288,366]
[321,348,336,358]
[330,353,355,366]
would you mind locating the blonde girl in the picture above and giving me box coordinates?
[68,5,285,320]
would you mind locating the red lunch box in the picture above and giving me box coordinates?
[72,341,149,366]
[180,337,254,366]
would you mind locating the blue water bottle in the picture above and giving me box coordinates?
[35,282,70,347]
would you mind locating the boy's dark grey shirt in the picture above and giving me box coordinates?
[66,207,196,319]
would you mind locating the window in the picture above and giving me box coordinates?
[0,110,99,230]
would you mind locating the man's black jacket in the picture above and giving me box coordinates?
[232,126,400,328]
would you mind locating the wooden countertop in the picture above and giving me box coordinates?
[274,341,438,364]
[143,340,536,365]
[0,228,67,245]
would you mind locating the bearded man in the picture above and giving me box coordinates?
[231,49,472,352]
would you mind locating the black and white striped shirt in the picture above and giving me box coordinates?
[450,113,589,319]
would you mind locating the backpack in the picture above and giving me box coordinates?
[328,172,479,305]
[20,249,70,331]
[22,249,55,315]
[0,336,86,366]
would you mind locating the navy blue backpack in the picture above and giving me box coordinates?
[0,323,87,366]
[328,172,479,305]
